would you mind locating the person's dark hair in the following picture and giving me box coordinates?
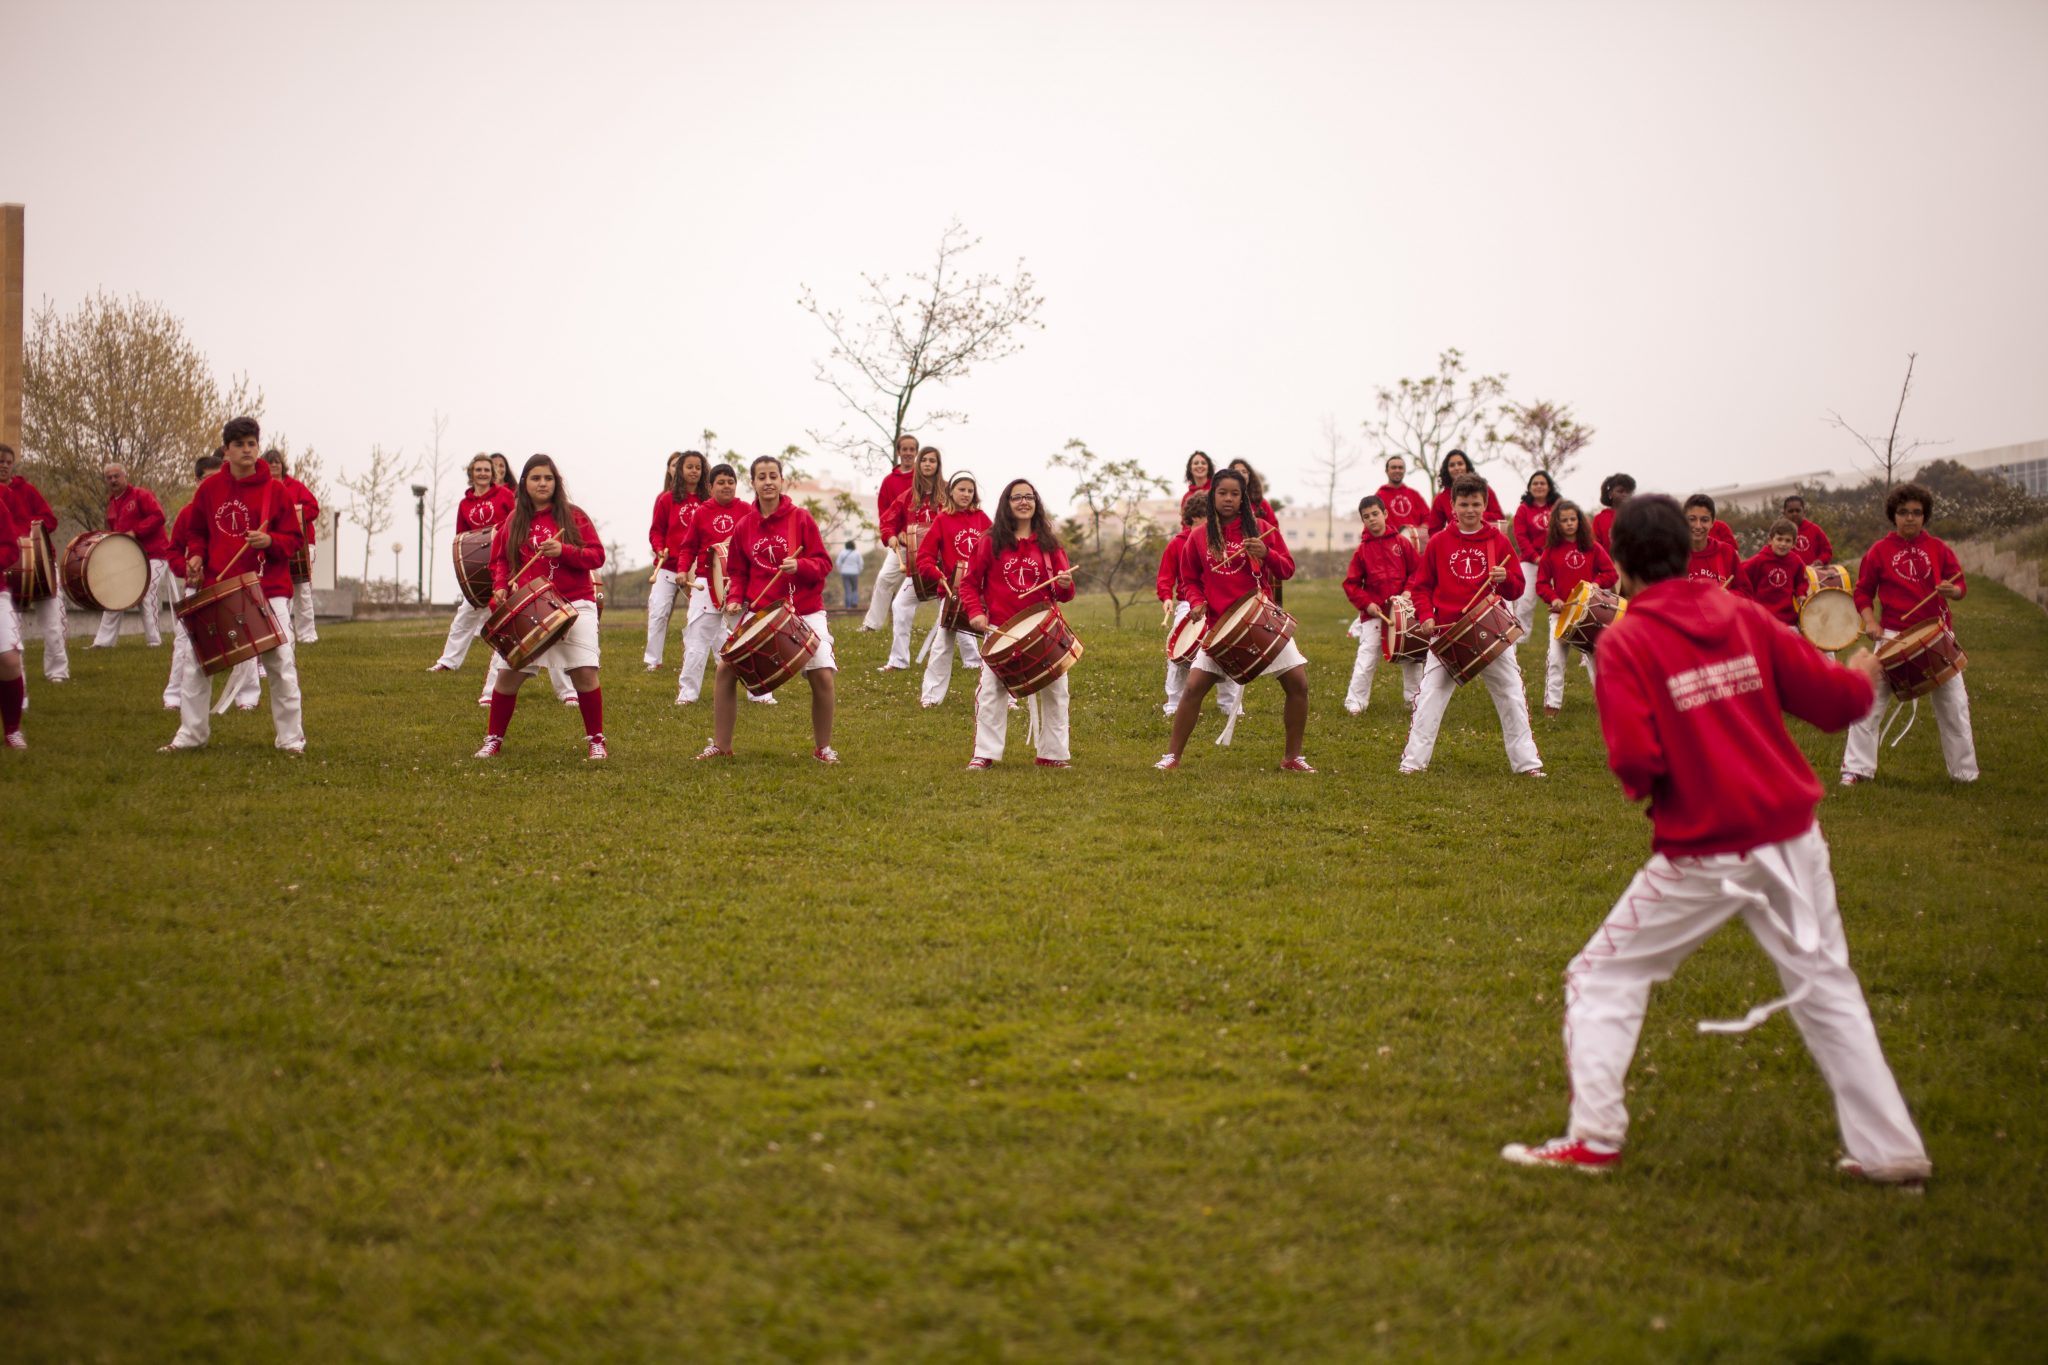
[1683,493,1717,518]
[1522,469,1559,508]
[671,450,710,502]
[0,441,15,460]
[1185,451,1212,487]
[1611,494,1690,585]
[506,454,582,562]
[1599,472,1636,508]
[1767,517,1798,540]
[1886,482,1933,523]
[1227,459,1267,510]
[1204,470,1259,558]
[262,448,287,473]
[490,454,513,487]
[1358,494,1385,514]
[990,479,1061,555]
[222,415,261,445]
[1383,454,1405,475]
[910,446,945,506]
[844,540,856,551]
[1545,499,1594,552]
[1438,448,1474,489]
[1451,474,1487,502]
[1181,492,1209,526]
[1782,494,1806,514]
[749,454,784,481]
[708,462,737,489]
[945,473,980,510]
[194,453,224,480]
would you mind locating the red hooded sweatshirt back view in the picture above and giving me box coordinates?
[1592,577,1873,857]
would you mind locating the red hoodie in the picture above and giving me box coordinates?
[725,497,830,615]
[959,533,1074,625]
[0,495,18,576]
[279,475,320,546]
[1738,546,1808,625]
[1855,530,1965,632]
[1686,541,1740,587]
[1409,524,1522,623]
[880,488,942,544]
[1342,529,1420,619]
[1179,480,1211,511]
[1711,519,1737,549]
[649,491,677,563]
[1376,483,1429,532]
[654,492,702,564]
[1793,518,1833,565]
[1510,501,1555,562]
[1428,484,1505,532]
[106,485,172,559]
[176,461,303,597]
[455,485,515,535]
[876,465,913,522]
[1594,577,1873,855]
[1535,541,1617,608]
[1156,528,1191,602]
[918,507,992,594]
[3,476,55,530]
[489,506,605,604]
[1592,506,1616,552]
[1178,518,1294,615]
[677,497,746,579]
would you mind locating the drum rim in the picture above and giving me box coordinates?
[983,605,1054,657]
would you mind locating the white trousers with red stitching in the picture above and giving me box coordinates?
[1561,825,1928,1175]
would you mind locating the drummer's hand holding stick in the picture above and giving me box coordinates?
[1843,645,1884,687]
[537,536,563,559]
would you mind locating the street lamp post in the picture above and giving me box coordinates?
[411,484,428,604]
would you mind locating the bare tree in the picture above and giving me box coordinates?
[1488,399,1596,487]
[1825,352,1946,489]
[415,411,456,600]
[21,291,263,528]
[1310,413,1360,553]
[1050,438,1171,628]
[1362,348,1507,497]
[338,443,415,584]
[799,219,1045,475]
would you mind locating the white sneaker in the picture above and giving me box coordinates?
[475,736,503,759]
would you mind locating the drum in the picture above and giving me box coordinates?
[1430,592,1524,685]
[718,599,820,695]
[1381,597,1429,664]
[482,576,577,670]
[61,531,150,612]
[1399,525,1428,557]
[1876,621,1967,701]
[175,572,285,675]
[452,530,495,609]
[706,542,731,610]
[982,604,1083,698]
[1200,592,1298,685]
[1796,564,1859,651]
[1552,579,1627,655]
[1166,608,1204,664]
[902,523,937,601]
[6,525,56,603]
[288,541,313,585]
[938,588,983,637]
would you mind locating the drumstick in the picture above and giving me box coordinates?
[648,550,666,586]
[1900,573,1964,622]
[745,562,795,613]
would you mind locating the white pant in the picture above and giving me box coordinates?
[886,576,926,668]
[1544,633,1596,710]
[1562,826,1928,1175]
[644,567,682,665]
[22,593,69,679]
[1400,646,1542,773]
[93,560,167,646]
[861,550,906,631]
[1840,633,1977,782]
[436,599,493,669]
[975,665,1070,762]
[1345,619,1423,713]
[1513,563,1540,639]
[171,596,305,750]
[291,578,318,643]
[1161,602,1243,717]
[164,579,196,706]
[920,624,982,704]
[675,584,726,702]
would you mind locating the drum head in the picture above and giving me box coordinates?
[1798,590,1861,651]
[729,608,782,652]
[1167,612,1203,662]
[985,607,1048,658]
[88,534,150,610]
[1213,595,1260,636]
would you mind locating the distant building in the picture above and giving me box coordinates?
[1700,439,2047,511]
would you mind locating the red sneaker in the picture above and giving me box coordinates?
[966,757,994,771]
[1034,757,1069,768]
[1501,1137,1621,1172]
[1279,755,1315,773]
[813,746,841,764]
[474,736,503,759]
[1836,1156,1930,1189]
[586,734,609,761]
[1153,753,1180,770]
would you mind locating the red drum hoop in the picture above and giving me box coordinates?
[452,530,496,609]
[982,604,1082,698]
[1166,608,1204,664]
[61,531,150,612]
[288,541,313,585]
[6,525,56,604]
[175,572,285,675]
[1399,525,1429,557]
[718,599,820,694]
[902,523,937,601]
[1430,592,1524,685]
[1553,580,1626,655]
[482,577,577,670]
[1200,592,1297,685]
[1876,621,1966,701]
[938,590,983,637]
[707,542,731,610]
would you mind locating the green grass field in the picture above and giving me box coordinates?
[5,580,2046,1362]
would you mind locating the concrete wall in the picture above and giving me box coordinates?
[1954,540,2048,615]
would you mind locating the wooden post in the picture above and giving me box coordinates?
[1,204,22,451]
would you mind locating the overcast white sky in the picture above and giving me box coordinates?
[8,0,2046,592]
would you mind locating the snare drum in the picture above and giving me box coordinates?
[938,588,984,638]
[1399,525,1429,558]
[61,531,150,612]
[706,542,731,610]
[1797,564,1859,651]
[175,572,285,675]
[6,525,56,604]
[1430,592,1523,685]
[1876,621,1967,701]
[288,541,314,586]
[718,600,820,695]
[1199,592,1298,684]
[452,530,496,609]
[982,605,1083,698]
[1166,608,1204,664]
[902,523,937,601]
[482,576,577,670]
[1552,580,1626,655]
[1381,597,1430,664]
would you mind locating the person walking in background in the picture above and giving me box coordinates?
[836,540,864,609]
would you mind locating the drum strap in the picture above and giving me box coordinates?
[1026,692,1041,747]
[916,624,942,664]
[1879,698,1919,749]
[1695,845,1821,1036]
[1215,695,1243,746]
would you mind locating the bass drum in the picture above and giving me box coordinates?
[1430,592,1523,685]
[1797,565,1860,651]
[452,530,496,609]
[982,605,1082,698]
[719,600,820,695]
[62,531,150,612]
[482,577,577,670]
[1200,592,1297,684]
[1876,621,1966,701]
[175,572,285,675]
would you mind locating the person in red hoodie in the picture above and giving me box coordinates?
[1341,494,1423,714]
[1399,475,1543,776]
[1683,494,1741,586]
[1157,469,1311,771]
[1375,454,1431,553]
[428,454,574,705]
[673,462,753,707]
[1157,492,1245,726]
[1840,481,1976,786]
[0,440,71,683]
[1426,449,1507,533]
[1503,493,1930,1185]
[1737,519,1808,627]
[0,475,27,748]
[1533,500,1617,717]
[859,433,920,633]
[162,416,306,753]
[265,449,322,644]
[1178,450,1213,512]
[960,477,1076,769]
[1591,472,1634,554]
[878,445,947,673]
[914,472,991,706]
[161,452,223,711]
[1510,470,1560,641]
[1784,494,1834,566]
[91,462,173,648]
[698,454,838,763]
[644,450,707,671]
[474,455,609,761]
